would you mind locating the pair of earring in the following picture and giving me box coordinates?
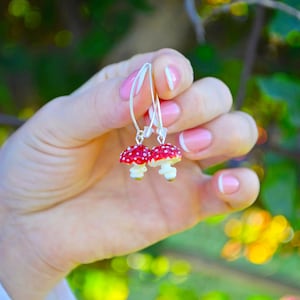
[119,63,182,181]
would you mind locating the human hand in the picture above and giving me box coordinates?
[0,49,259,299]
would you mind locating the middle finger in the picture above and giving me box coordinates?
[157,77,233,133]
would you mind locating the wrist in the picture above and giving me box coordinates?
[0,214,67,300]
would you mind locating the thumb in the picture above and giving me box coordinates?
[29,49,193,146]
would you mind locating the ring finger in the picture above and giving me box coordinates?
[156,77,233,133]
[169,111,258,167]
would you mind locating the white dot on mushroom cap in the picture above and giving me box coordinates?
[136,152,140,155]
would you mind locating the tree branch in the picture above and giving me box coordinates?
[185,0,300,46]
[0,114,25,128]
[235,5,265,109]
[184,0,205,43]
[56,0,88,43]
[263,143,300,162]
[204,0,300,24]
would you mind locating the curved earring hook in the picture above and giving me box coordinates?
[129,63,157,144]
[154,94,167,144]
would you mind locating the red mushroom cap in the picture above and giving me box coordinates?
[151,143,182,163]
[120,144,151,165]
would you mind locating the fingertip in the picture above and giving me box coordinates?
[199,77,233,112]
[213,168,260,210]
[235,111,259,145]
[152,51,194,99]
[118,49,193,103]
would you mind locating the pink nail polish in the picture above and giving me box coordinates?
[165,66,180,91]
[119,70,139,100]
[179,128,212,153]
[218,174,240,194]
[160,101,181,126]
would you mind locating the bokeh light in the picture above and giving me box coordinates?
[230,2,248,17]
[256,126,268,145]
[82,270,128,300]
[222,208,295,264]
[205,0,231,5]
[54,30,73,48]
[151,256,170,277]
[170,260,191,277]
[8,0,29,17]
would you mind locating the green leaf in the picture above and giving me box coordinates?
[129,0,153,11]
[269,11,300,40]
[261,156,297,219]
[268,0,300,44]
[246,295,273,300]
[188,44,222,79]
[0,83,15,113]
[201,291,230,300]
[257,74,300,127]
[78,30,112,59]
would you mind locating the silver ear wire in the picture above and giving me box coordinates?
[122,62,182,180]
[129,63,157,144]
[153,95,168,144]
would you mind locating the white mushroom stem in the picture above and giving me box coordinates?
[158,161,177,181]
[130,163,147,180]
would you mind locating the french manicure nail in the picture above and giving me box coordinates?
[148,101,181,127]
[218,174,240,195]
[165,65,180,91]
[179,128,212,153]
[160,101,181,126]
[120,69,142,100]
[136,66,148,95]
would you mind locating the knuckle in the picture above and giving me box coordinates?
[99,63,120,80]
[39,96,67,117]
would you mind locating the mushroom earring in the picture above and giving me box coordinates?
[119,62,182,180]
[119,63,157,180]
[148,95,182,181]
[120,144,151,180]
[149,143,182,181]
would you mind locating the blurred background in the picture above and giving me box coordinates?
[0,0,300,299]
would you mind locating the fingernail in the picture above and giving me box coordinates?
[218,174,240,195]
[165,66,180,91]
[148,101,181,127]
[160,101,181,126]
[179,128,212,153]
[120,69,143,100]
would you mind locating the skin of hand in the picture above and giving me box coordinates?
[0,49,259,299]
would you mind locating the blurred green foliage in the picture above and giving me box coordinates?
[1,0,300,299]
[0,0,152,109]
